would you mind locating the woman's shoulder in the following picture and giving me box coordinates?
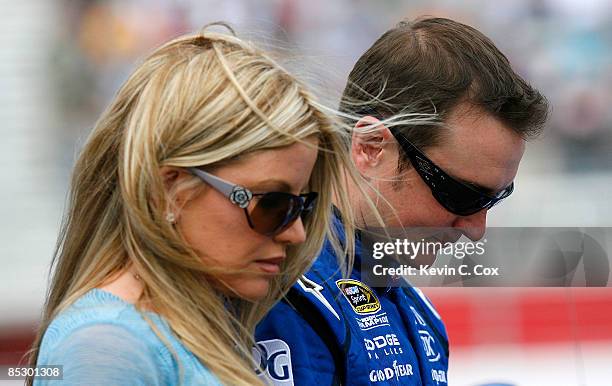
[40,289,165,351]
[35,289,223,386]
[36,323,170,385]
[35,289,178,385]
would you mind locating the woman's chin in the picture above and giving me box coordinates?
[224,276,272,302]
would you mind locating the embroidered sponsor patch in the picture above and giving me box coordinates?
[369,361,414,383]
[254,339,294,385]
[418,329,441,362]
[336,279,381,315]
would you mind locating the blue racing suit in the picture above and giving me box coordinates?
[255,217,449,385]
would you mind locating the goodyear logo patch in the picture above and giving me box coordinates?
[336,279,381,315]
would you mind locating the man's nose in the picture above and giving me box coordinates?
[452,209,487,241]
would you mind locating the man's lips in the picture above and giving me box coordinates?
[254,257,285,274]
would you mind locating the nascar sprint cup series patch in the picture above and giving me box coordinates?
[336,279,381,314]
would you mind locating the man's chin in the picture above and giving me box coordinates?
[405,252,438,269]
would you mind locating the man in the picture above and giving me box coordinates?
[256,17,548,385]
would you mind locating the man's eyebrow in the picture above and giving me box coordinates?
[248,179,293,192]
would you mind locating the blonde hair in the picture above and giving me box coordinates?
[26,26,362,385]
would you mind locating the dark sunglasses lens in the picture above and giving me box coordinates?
[434,182,516,216]
[432,183,492,216]
[249,193,299,235]
[443,195,490,216]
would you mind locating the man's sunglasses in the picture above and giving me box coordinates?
[390,129,514,216]
[188,168,318,236]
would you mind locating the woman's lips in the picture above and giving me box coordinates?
[254,257,285,274]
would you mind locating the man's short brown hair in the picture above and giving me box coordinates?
[340,17,549,153]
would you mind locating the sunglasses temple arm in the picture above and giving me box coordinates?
[187,167,236,198]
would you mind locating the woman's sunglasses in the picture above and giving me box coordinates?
[187,168,318,236]
[390,129,514,216]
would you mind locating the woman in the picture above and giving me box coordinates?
[26,26,360,385]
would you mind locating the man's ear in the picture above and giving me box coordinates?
[351,116,395,176]
[159,166,196,220]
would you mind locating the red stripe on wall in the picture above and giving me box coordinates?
[2,288,612,365]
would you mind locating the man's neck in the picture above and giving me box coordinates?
[332,167,369,229]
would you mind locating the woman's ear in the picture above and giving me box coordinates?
[351,116,394,176]
[159,166,196,222]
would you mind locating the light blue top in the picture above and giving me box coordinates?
[34,288,223,385]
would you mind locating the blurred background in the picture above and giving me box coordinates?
[1,0,611,385]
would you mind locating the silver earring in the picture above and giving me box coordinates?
[166,212,176,223]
